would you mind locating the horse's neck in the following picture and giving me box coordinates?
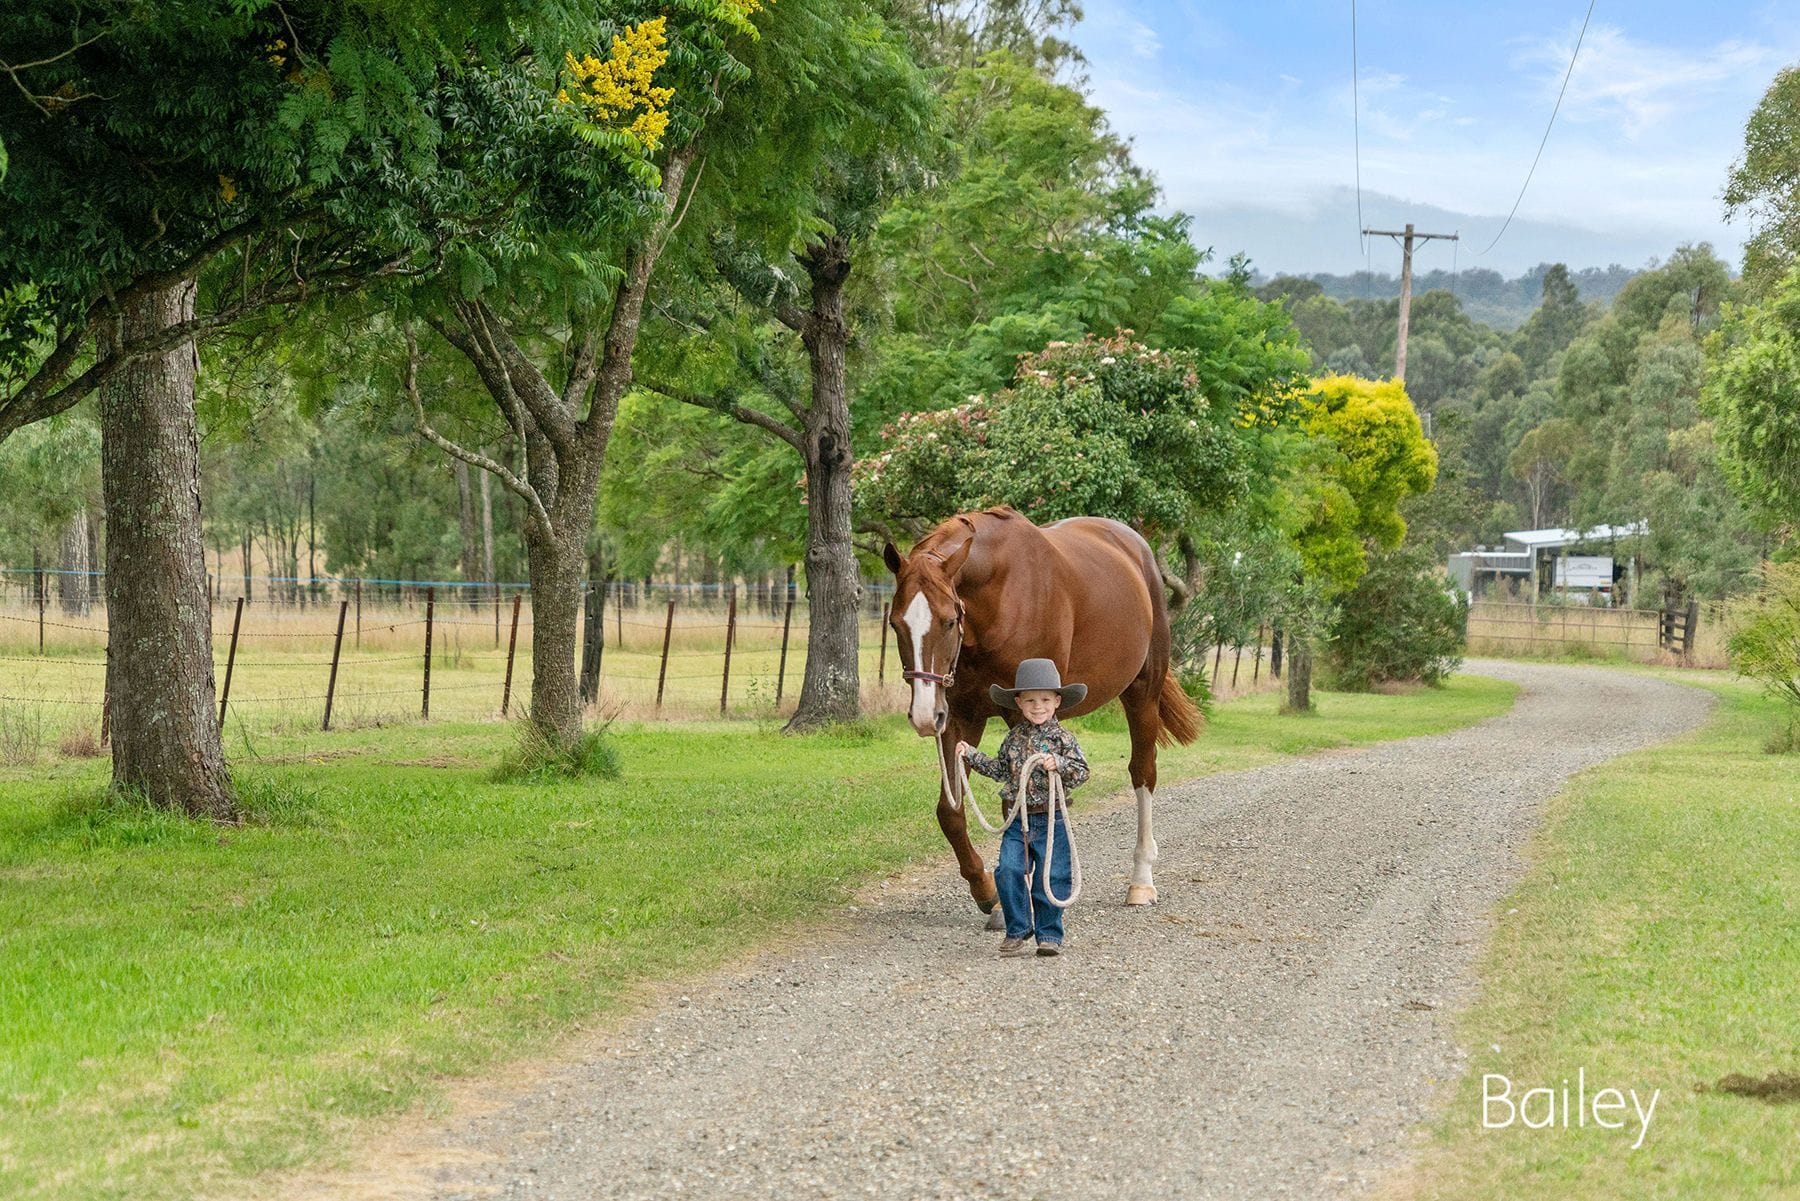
[954,517,1055,657]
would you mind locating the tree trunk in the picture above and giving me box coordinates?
[478,464,495,585]
[98,280,234,818]
[787,236,862,730]
[454,457,479,594]
[58,507,89,616]
[522,510,588,743]
[1283,639,1314,714]
[428,147,694,749]
[86,510,102,605]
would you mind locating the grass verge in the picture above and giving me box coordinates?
[0,674,1516,1200]
[1391,676,1799,1199]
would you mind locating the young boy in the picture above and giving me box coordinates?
[958,658,1090,957]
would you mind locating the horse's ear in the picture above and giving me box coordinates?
[882,542,905,575]
[940,536,974,578]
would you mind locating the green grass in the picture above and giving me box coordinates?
[0,674,1515,1200]
[1397,676,1799,1199]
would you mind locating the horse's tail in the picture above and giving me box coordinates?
[1156,670,1203,747]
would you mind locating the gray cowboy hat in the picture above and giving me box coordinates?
[989,658,1088,710]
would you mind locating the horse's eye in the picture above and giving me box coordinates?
[941,617,955,629]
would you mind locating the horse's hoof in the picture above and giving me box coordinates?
[1125,884,1158,906]
[973,872,999,913]
[984,909,1006,931]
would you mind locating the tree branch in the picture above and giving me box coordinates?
[462,299,578,462]
[642,377,805,453]
[405,328,552,535]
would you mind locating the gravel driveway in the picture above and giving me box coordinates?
[304,661,1711,1201]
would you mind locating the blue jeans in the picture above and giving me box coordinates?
[996,811,1072,944]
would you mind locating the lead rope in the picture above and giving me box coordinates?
[934,739,1082,909]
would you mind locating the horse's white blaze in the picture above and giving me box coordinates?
[1131,784,1158,889]
[903,592,938,731]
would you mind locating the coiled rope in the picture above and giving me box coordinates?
[934,738,1082,908]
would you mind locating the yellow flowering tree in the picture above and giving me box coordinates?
[1281,373,1438,710]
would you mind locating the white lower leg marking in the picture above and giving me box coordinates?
[1132,784,1158,888]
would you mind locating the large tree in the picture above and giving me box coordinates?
[1704,266,1800,537]
[404,0,780,748]
[1280,374,1438,712]
[1,2,620,813]
[637,1,938,728]
[1726,65,1800,297]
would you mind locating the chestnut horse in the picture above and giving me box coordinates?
[882,506,1200,924]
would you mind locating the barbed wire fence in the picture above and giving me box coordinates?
[0,569,928,750]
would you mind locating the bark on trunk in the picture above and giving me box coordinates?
[478,466,495,585]
[522,520,586,743]
[787,236,862,730]
[1283,639,1314,714]
[58,507,89,616]
[98,280,234,818]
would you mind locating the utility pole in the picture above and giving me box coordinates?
[1362,223,1458,383]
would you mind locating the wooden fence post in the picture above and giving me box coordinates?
[720,584,737,715]
[655,597,675,715]
[494,583,501,648]
[218,597,244,725]
[776,594,795,705]
[1683,597,1699,663]
[501,593,522,716]
[354,577,362,649]
[36,568,45,652]
[615,581,624,644]
[323,600,349,730]
[878,616,888,685]
[422,585,435,719]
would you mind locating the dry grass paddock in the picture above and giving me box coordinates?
[0,591,1270,763]
[1464,600,1733,668]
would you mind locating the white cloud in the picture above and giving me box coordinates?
[1126,19,1161,59]
[1516,23,1778,139]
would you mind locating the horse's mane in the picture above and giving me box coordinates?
[917,506,1022,557]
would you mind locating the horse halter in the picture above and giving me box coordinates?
[900,600,965,690]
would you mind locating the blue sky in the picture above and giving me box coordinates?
[1069,1,1800,276]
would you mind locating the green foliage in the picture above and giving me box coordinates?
[1289,373,1438,596]
[0,410,98,562]
[1704,266,1800,531]
[1725,65,1800,295]
[857,330,1301,537]
[1323,545,1468,691]
[1727,561,1800,723]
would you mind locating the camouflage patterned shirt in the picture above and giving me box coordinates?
[964,717,1090,813]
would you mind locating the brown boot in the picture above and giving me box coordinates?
[998,936,1032,957]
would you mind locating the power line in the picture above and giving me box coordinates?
[1477,0,1598,256]
[1351,0,1365,252]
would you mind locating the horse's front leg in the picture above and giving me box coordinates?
[935,719,1001,926]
